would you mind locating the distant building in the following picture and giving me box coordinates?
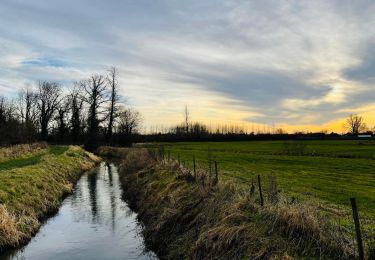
[358,134,372,138]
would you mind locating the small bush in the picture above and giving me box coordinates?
[97,146,130,158]
[120,148,156,174]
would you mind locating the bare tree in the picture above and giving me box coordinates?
[81,74,108,150]
[184,105,190,135]
[17,87,38,142]
[105,66,120,143]
[0,96,21,144]
[275,128,286,135]
[36,81,61,140]
[55,97,70,142]
[69,83,84,143]
[0,96,7,127]
[190,122,209,137]
[345,114,366,134]
[117,107,142,146]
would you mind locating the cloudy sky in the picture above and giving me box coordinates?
[1,0,375,132]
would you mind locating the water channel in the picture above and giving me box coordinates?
[1,162,157,260]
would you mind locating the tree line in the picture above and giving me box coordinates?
[140,107,373,142]
[0,67,141,150]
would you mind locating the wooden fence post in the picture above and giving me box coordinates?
[208,160,212,176]
[268,176,278,204]
[258,175,264,206]
[168,150,170,162]
[193,156,196,179]
[250,179,255,196]
[159,145,165,161]
[214,161,218,185]
[350,198,364,260]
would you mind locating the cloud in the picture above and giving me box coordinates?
[22,58,68,68]
[0,0,375,128]
[344,43,375,84]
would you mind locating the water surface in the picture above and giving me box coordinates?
[2,162,157,260]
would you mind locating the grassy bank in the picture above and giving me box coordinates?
[117,148,371,259]
[0,144,101,251]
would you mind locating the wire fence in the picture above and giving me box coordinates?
[150,145,375,259]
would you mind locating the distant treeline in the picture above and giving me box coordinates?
[0,67,141,150]
[135,121,373,142]
[134,107,374,142]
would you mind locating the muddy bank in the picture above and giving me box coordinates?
[116,148,355,259]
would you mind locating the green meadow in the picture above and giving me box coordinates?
[155,141,375,219]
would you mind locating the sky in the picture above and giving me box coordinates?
[1,0,375,133]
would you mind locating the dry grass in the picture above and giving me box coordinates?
[97,146,131,159]
[120,148,156,174]
[0,143,48,162]
[118,148,358,259]
[0,145,101,251]
[0,205,22,248]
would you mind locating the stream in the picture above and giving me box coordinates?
[1,162,157,260]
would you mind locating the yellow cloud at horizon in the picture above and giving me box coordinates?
[269,108,375,134]
[142,104,375,134]
[148,102,375,134]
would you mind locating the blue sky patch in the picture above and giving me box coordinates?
[22,57,67,68]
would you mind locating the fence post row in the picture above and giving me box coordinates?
[159,149,368,258]
[350,197,364,260]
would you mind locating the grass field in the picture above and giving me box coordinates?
[152,141,375,220]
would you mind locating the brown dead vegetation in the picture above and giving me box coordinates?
[0,142,48,162]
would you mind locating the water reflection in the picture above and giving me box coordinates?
[1,162,157,260]
[87,168,98,223]
[107,162,116,231]
[107,162,114,187]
